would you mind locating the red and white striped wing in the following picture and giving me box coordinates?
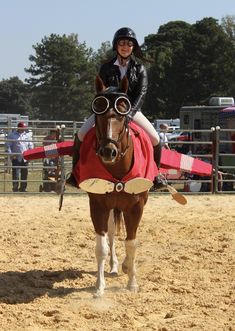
[23,141,212,177]
[23,141,73,160]
[160,149,212,176]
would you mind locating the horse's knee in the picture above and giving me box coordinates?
[95,233,108,259]
[125,239,138,256]
[122,239,138,274]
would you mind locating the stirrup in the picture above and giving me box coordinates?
[55,180,65,195]
[65,173,77,187]
[153,174,168,191]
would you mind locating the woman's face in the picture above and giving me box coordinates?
[117,39,134,58]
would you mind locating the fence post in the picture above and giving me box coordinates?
[211,127,216,193]
[6,118,12,174]
[60,125,66,188]
[73,121,77,137]
[211,126,220,193]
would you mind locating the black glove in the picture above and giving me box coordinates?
[127,114,133,122]
[127,108,137,122]
[153,173,168,190]
[153,144,162,169]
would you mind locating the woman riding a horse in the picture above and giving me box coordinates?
[67,27,166,190]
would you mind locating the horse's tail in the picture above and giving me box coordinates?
[113,209,124,236]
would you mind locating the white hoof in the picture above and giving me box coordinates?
[127,284,139,293]
[127,277,138,292]
[110,270,118,277]
[93,289,104,298]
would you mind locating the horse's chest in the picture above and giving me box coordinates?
[89,192,147,211]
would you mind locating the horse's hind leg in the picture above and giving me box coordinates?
[95,233,109,297]
[108,210,119,275]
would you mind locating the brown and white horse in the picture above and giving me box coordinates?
[80,76,151,297]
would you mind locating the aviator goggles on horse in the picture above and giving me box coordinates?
[91,93,131,116]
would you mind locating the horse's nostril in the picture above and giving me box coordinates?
[104,148,114,158]
[111,150,117,158]
[100,147,117,160]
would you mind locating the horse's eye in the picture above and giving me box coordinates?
[115,97,131,115]
[92,96,109,114]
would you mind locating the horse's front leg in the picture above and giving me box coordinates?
[122,200,145,292]
[108,210,118,275]
[122,239,138,291]
[95,233,109,297]
[89,198,110,297]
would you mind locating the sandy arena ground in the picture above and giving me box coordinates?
[0,193,234,331]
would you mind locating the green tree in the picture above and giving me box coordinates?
[183,17,235,104]
[144,18,235,119]
[221,15,235,42]
[92,41,113,70]
[0,77,32,115]
[144,21,191,118]
[25,33,96,120]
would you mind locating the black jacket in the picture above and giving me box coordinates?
[99,57,148,117]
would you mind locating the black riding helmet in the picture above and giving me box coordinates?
[112,27,144,59]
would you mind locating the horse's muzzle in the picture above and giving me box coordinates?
[98,144,118,163]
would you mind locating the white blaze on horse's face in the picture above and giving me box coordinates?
[101,115,122,164]
[107,117,113,140]
[107,116,122,142]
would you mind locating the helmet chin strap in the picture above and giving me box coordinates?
[117,52,131,65]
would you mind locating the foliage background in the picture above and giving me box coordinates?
[0,16,234,121]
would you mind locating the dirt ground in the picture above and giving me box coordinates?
[0,193,234,331]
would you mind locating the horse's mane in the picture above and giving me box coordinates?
[96,86,125,95]
[95,75,128,96]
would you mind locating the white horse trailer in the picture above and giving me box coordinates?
[180,97,235,146]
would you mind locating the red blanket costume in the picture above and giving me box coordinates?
[73,123,158,187]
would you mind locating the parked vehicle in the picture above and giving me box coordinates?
[153,119,180,131]
[168,131,192,142]
[180,97,234,142]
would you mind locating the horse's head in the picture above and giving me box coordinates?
[92,75,131,164]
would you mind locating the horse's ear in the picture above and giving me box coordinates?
[95,75,106,93]
[120,76,129,94]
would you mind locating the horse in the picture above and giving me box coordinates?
[78,75,154,297]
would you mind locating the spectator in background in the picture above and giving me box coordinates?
[6,122,34,192]
[42,128,60,181]
[43,128,58,146]
[159,123,170,149]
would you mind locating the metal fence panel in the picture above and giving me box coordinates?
[0,122,234,195]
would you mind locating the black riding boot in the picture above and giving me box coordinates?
[153,144,168,190]
[66,134,81,187]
